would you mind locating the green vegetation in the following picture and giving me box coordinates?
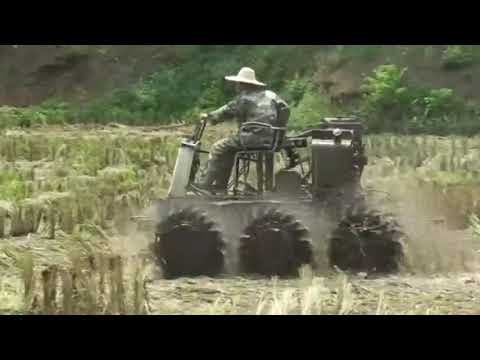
[1,45,480,136]
[287,80,335,130]
[0,171,29,201]
[360,64,478,135]
[442,45,475,70]
[2,46,480,314]
[0,126,479,314]
[67,45,320,125]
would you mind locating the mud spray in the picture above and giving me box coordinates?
[109,205,156,257]
[365,179,480,275]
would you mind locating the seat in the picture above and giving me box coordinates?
[233,122,287,194]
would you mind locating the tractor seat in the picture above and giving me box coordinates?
[238,122,287,152]
[233,122,288,194]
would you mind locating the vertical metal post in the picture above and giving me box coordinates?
[265,152,274,191]
[256,152,264,193]
[234,156,240,195]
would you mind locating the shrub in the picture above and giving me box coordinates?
[0,100,72,129]
[442,46,474,70]
[361,64,410,112]
[360,65,414,132]
[359,64,480,135]
[282,77,311,107]
[289,84,334,130]
[422,88,461,117]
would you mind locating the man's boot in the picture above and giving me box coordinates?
[194,170,217,192]
[212,155,235,192]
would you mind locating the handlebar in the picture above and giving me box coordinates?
[190,118,207,143]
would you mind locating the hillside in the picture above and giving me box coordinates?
[3,46,480,316]
[0,45,179,106]
[1,45,480,134]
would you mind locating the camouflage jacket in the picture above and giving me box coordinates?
[207,90,290,149]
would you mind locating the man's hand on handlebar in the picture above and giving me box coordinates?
[200,113,217,126]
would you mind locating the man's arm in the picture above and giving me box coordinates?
[205,98,240,125]
[275,97,290,128]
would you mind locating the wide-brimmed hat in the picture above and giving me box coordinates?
[225,67,266,87]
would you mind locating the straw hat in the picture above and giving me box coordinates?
[225,67,266,87]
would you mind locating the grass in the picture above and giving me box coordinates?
[152,268,478,315]
[255,269,354,315]
[1,228,149,315]
[17,254,149,315]
[0,124,479,315]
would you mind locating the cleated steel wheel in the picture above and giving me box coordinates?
[328,210,405,274]
[151,208,225,279]
[239,208,313,277]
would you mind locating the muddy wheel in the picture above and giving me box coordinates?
[151,208,225,279]
[239,208,313,277]
[328,211,405,274]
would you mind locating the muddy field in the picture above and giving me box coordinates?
[1,125,480,315]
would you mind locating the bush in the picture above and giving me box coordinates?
[360,64,480,135]
[282,77,311,107]
[289,84,334,130]
[422,88,462,117]
[0,100,72,129]
[34,99,72,125]
[360,65,414,132]
[361,64,410,112]
[442,46,474,70]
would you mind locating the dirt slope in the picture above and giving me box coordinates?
[314,46,480,105]
[0,45,179,106]
[2,45,480,109]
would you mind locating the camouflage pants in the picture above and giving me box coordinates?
[200,135,242,191]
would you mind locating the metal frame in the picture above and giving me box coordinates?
[191,118,365,197]
[232,123,287,196]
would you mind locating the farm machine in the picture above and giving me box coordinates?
[141,118,405,279]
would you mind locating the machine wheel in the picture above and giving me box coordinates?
[328,210,405,274]
[151,208,225,279]
[239,208,313,277]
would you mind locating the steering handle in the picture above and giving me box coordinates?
[191,118,207,143]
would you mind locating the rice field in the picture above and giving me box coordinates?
[1,124,480,315]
